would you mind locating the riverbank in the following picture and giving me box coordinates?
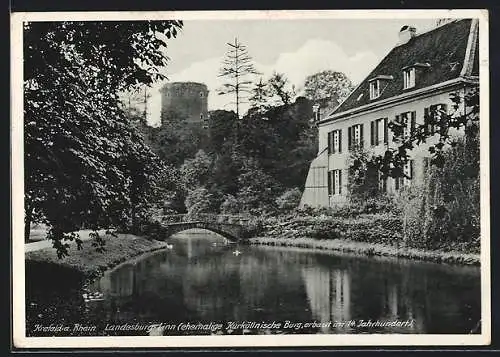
[25,232,168,282]
[249,236,480,266]
[249,212,480,266]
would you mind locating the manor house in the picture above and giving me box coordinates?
[300,18,480,208]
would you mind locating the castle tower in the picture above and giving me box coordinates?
[160,82,209,125]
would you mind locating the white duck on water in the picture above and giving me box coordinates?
[232,249,242,256]
[83,291,104,302]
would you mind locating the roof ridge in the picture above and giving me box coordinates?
[394,18,466,47]
[328,18,473,118]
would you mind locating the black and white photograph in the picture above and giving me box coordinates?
[11,9,490,348]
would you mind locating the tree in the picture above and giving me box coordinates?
[266,72,296,106]
[206,110,238,154]
[180,149,213,191]
[373,89,479,179]
[217,38,260,118]
[184,187,218,219]
[240,96,316,190]
[303,70,354,111]
[346,146,380,204]
[367,88,480,250]
[235,158,283,214]
[249,77,270,114]
[24,20,183,256]
[149,109,207,167]
[220,194,240,214]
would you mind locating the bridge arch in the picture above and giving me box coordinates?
[161,222,241,242]
[144,214,257,243]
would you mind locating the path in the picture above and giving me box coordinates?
[25,229,108,253]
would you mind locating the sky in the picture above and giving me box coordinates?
[143,18,439,126]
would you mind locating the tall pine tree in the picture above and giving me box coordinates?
[217,38,260,118]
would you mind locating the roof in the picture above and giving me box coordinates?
[328,18,479,119]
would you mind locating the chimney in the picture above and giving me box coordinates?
[398,25,417,45]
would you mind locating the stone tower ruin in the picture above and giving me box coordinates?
[160,82,209,126]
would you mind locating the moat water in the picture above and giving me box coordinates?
[26,230,481,336]
[81,231,481,335]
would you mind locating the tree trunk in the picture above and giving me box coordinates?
[25,205,33,243]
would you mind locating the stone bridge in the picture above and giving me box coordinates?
[145,214,260,242]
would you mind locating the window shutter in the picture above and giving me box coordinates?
[439,104,448,135]
[332,171,336,195]
[327,132,332,154]
[339,170,342,194]
[360,124,364,148]
[327,171,332,196]
[370,121,375,146]
[424,107,431,134]
[409,160,414,179]
[348,126,352,151]
[410,111,416,136]
[384,118,388,144]
[338,130,342,153]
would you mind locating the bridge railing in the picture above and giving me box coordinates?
[158,213,257,225]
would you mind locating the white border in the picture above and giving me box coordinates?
[11,9,491,349]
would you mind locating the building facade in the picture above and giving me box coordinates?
[300,19,479,208]
[160,82,209,125]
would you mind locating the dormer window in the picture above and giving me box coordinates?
[402,62,430,90]
[368,75,393,100]
[403,67,416,89]
[369,81,380,100]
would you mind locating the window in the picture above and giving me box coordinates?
[403,160,414,187]
[394,111,416,140]
[369,80,380,99]
[328,129,342,154]
[403,67,416,89]
[348,124,364,150]
[200,92,204,97]
[425,104,448,135]
[312,104,321,122]
[371,118,388,146]
[328,169,343,195]
[395,160,414,190]
[378,171,388,193]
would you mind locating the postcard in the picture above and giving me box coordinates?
[11,8,490,349]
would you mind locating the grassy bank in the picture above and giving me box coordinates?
[249,236,480,266]
[25,233,169,337]
[25,232,168,281]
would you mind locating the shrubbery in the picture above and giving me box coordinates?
[275,187,302,212]
[262,212,403,246]
[395,137,480,252]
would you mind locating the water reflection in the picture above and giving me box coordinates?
[87,230,481,335]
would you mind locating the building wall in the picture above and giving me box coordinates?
[299,150,329,208]
[160,82,209,125]
[301,84,472,208]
